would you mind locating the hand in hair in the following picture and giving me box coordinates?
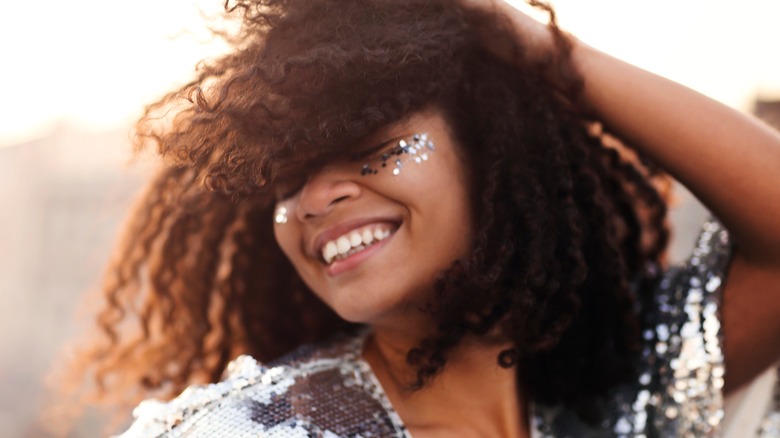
[459,0,579,94]
[476,0,780,395]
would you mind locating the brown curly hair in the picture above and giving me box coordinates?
[56,0,671,430]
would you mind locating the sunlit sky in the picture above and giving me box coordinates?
[2,0,780,148]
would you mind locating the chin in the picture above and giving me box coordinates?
[329,298,392,325]
[325,283,429,329]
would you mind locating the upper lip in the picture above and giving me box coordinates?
[310,216,401,260]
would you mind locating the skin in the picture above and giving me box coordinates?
[273,2,780,436]
[274,108,528,437]
[273,108,474,333]
[274,108,529,437]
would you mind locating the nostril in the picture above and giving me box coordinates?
[330,195,350,205]
[298,176,362,220]
[304,195,351,220]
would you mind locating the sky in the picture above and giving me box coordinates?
[1,0,780,148]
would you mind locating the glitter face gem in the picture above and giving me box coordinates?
[360,133,435,177]
[274,205,288,224]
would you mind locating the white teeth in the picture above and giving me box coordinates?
[321,224,395,265]
[336,236,351,254]
[349,232,362,247]
[361,229,374,245]
[323,241,338,264]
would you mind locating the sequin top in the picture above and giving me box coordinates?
[116,218,780,437]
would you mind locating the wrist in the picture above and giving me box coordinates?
[500,3,582,97]
[502,5,555,64]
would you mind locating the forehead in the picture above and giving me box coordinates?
[270,108,451,179]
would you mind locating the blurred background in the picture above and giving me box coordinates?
[1,0,779,436]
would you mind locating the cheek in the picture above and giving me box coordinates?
[273,220,300,266]
[427,187,473,256]
[273,221,340,313]
[425,159,474,256]
[272,200,306,261]
[273,214,325,290]
[398,160,474,266]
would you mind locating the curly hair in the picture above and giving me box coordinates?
[56,0,671,430]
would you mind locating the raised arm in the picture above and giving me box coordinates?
[482,0,780,394]
[572,35,780,395]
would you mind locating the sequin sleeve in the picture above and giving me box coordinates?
[642,216,734,436]
[114,332,410,438]
[113,355,272,438]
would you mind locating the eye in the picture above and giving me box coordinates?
[357,133,432,176]
[272,176,306,201]
[350,136,408,162]
[275,187,298,201]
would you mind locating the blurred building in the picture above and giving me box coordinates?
[0,124,149,436]
[755,98,780,129]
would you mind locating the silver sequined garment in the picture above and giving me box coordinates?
[117,218,780,437]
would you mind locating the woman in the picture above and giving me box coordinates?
[64,0,780,436]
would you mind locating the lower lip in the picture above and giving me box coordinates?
[324,232,395,277]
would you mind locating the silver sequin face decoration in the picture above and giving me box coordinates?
[360,133,435,177]
[274,205,288,224]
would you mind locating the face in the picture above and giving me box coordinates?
[273,107,474,327]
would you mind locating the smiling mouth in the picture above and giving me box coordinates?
[320,223,398,265]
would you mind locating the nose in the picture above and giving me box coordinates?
[294,164,362,221]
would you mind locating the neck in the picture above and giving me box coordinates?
[363,326,530,438]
